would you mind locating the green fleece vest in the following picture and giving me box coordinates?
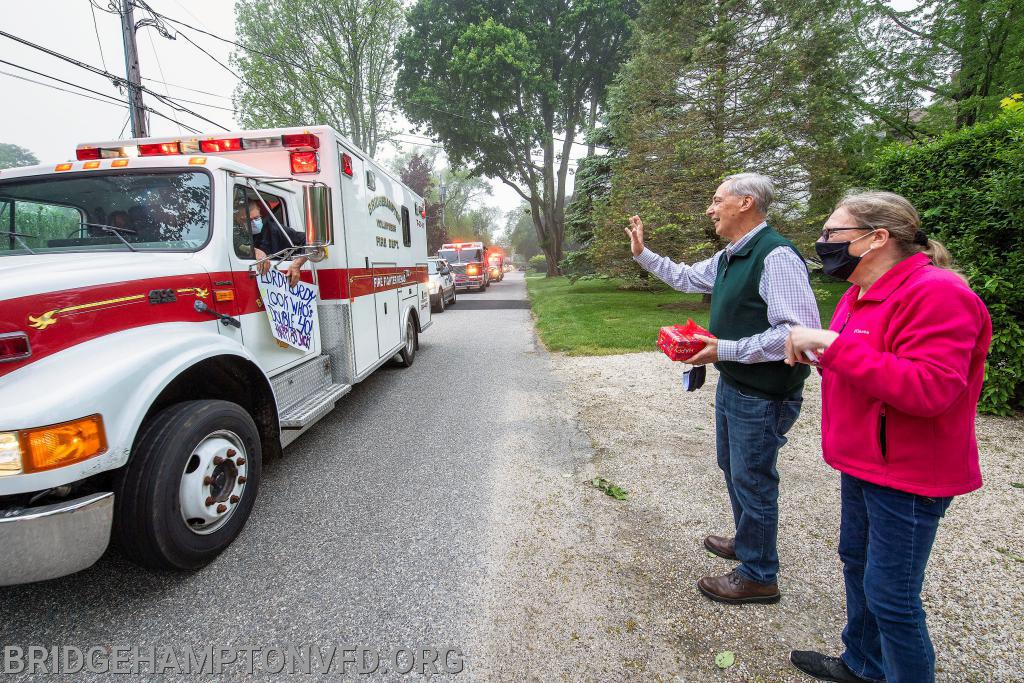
[709,226,810,399]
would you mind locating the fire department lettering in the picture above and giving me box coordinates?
[373,273,408,289]
[367,195,400,223]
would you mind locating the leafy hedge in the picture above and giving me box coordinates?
[528,254,548,273]
[866,108,1024,415]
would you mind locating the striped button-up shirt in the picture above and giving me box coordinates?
[634,222,820,363]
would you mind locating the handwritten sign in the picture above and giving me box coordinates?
[256,269,319,352]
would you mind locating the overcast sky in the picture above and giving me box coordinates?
[0,0,587,220]
[1,1,916,223]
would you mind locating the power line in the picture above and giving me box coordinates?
[0,28,228,132]
[88,0,110,73]
[0,66,200,134]
[0,69,127,110]
[148,8,606,152]
[144,24,182,135]
[141,76,233,101]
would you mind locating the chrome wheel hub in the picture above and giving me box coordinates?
[179,430,248,535]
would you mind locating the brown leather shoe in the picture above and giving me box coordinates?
[703,535,737,560]
[697,569,781,604]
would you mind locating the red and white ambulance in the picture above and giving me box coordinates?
[0,125,431,584]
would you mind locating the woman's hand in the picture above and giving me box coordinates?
[785,327,839,366]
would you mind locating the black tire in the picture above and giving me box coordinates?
[449,288,456,305]
[396,318,416,367]
[437,292,445,312]
[113,400,262,571]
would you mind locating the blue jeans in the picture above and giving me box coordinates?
[839,473,953,683]
[714,378,802,585]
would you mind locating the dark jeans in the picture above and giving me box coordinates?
[714,378,802,585]
[839,473,953,683]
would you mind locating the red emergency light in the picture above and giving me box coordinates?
[282,133,320,149]
[138,142,182,156]
[200,137,243,153]
[290,151,319,174]
[76,148,102,161]
[341,153,353,177]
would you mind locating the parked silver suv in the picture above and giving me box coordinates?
[427,258,457,312]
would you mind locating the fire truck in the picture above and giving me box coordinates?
[0,125,431,585]
[486,247,505,282]
[438,241,489,292]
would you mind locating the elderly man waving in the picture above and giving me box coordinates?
[626,173,819,604]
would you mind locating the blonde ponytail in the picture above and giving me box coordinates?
[836,190,959,273]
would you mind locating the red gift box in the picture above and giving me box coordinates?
[657,319,715,362]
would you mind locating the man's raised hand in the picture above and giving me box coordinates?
[625,215,645,257]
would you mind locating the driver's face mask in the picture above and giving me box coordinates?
[681,364,706,392]
[251,217,263,235]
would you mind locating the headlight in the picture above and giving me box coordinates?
[0,432,22,476]
[428,281,439,292]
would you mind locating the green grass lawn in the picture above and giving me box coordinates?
[525,273,849,355]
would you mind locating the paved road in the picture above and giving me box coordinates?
[0,272,593,680]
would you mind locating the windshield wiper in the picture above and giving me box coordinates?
[1,230,37,254]
[79,222,138,252]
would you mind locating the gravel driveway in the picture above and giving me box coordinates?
[488,350,1024,681]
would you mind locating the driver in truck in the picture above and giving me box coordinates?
[237,198,307,287]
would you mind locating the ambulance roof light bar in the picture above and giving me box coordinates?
[76,132,321,160]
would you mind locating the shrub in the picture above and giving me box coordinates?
[559,249,596,281]
[866,107,1024,415]
[528,254,548,273]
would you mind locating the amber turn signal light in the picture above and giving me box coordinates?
[20,415,107,473]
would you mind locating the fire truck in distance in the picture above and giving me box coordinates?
[438,241,489,292]
[486,247,505,283]
[0,125,432,585]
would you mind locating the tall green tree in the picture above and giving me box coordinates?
[0,143,38,169]
[396,0,638,275]
[590,0,813,283]
[231,0,404,155]
[852,0,1024,134]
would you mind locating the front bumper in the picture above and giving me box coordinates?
[0,491,113,586]
[454,276,484,290]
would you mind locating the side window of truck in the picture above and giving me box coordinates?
[233,186,294,260]
[232,187,256,259]
[401,206,411,248]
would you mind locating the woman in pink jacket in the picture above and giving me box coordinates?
[784,191,991,683]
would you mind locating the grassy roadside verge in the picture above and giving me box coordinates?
[525,273,849,355]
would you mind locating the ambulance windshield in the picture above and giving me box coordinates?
[438,248,481,264]
[0,170,212,256]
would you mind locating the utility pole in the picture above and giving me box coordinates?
[438,179,447,232]
[120,0,148,137]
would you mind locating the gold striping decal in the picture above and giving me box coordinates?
[28,294,146,330]
[27,284,209,331]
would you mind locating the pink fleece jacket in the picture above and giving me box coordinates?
[818,253,992,497]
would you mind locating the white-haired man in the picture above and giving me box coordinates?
[626,173,820,604]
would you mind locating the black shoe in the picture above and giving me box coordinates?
[789,651,877,683]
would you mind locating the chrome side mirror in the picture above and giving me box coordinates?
[302,184,333,263]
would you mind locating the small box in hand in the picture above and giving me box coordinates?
[657,319,715,362]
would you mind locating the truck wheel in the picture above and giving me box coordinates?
[449,289,456,305]
[437,292,445,312]
[113,400,261,570]
[396,318,417,367]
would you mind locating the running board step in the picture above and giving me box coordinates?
[279,383,351,429]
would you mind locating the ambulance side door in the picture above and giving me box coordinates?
[228,183,319,375]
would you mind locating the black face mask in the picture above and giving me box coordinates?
[815,232,875,280]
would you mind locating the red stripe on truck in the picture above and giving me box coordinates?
[0,266,429,378]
